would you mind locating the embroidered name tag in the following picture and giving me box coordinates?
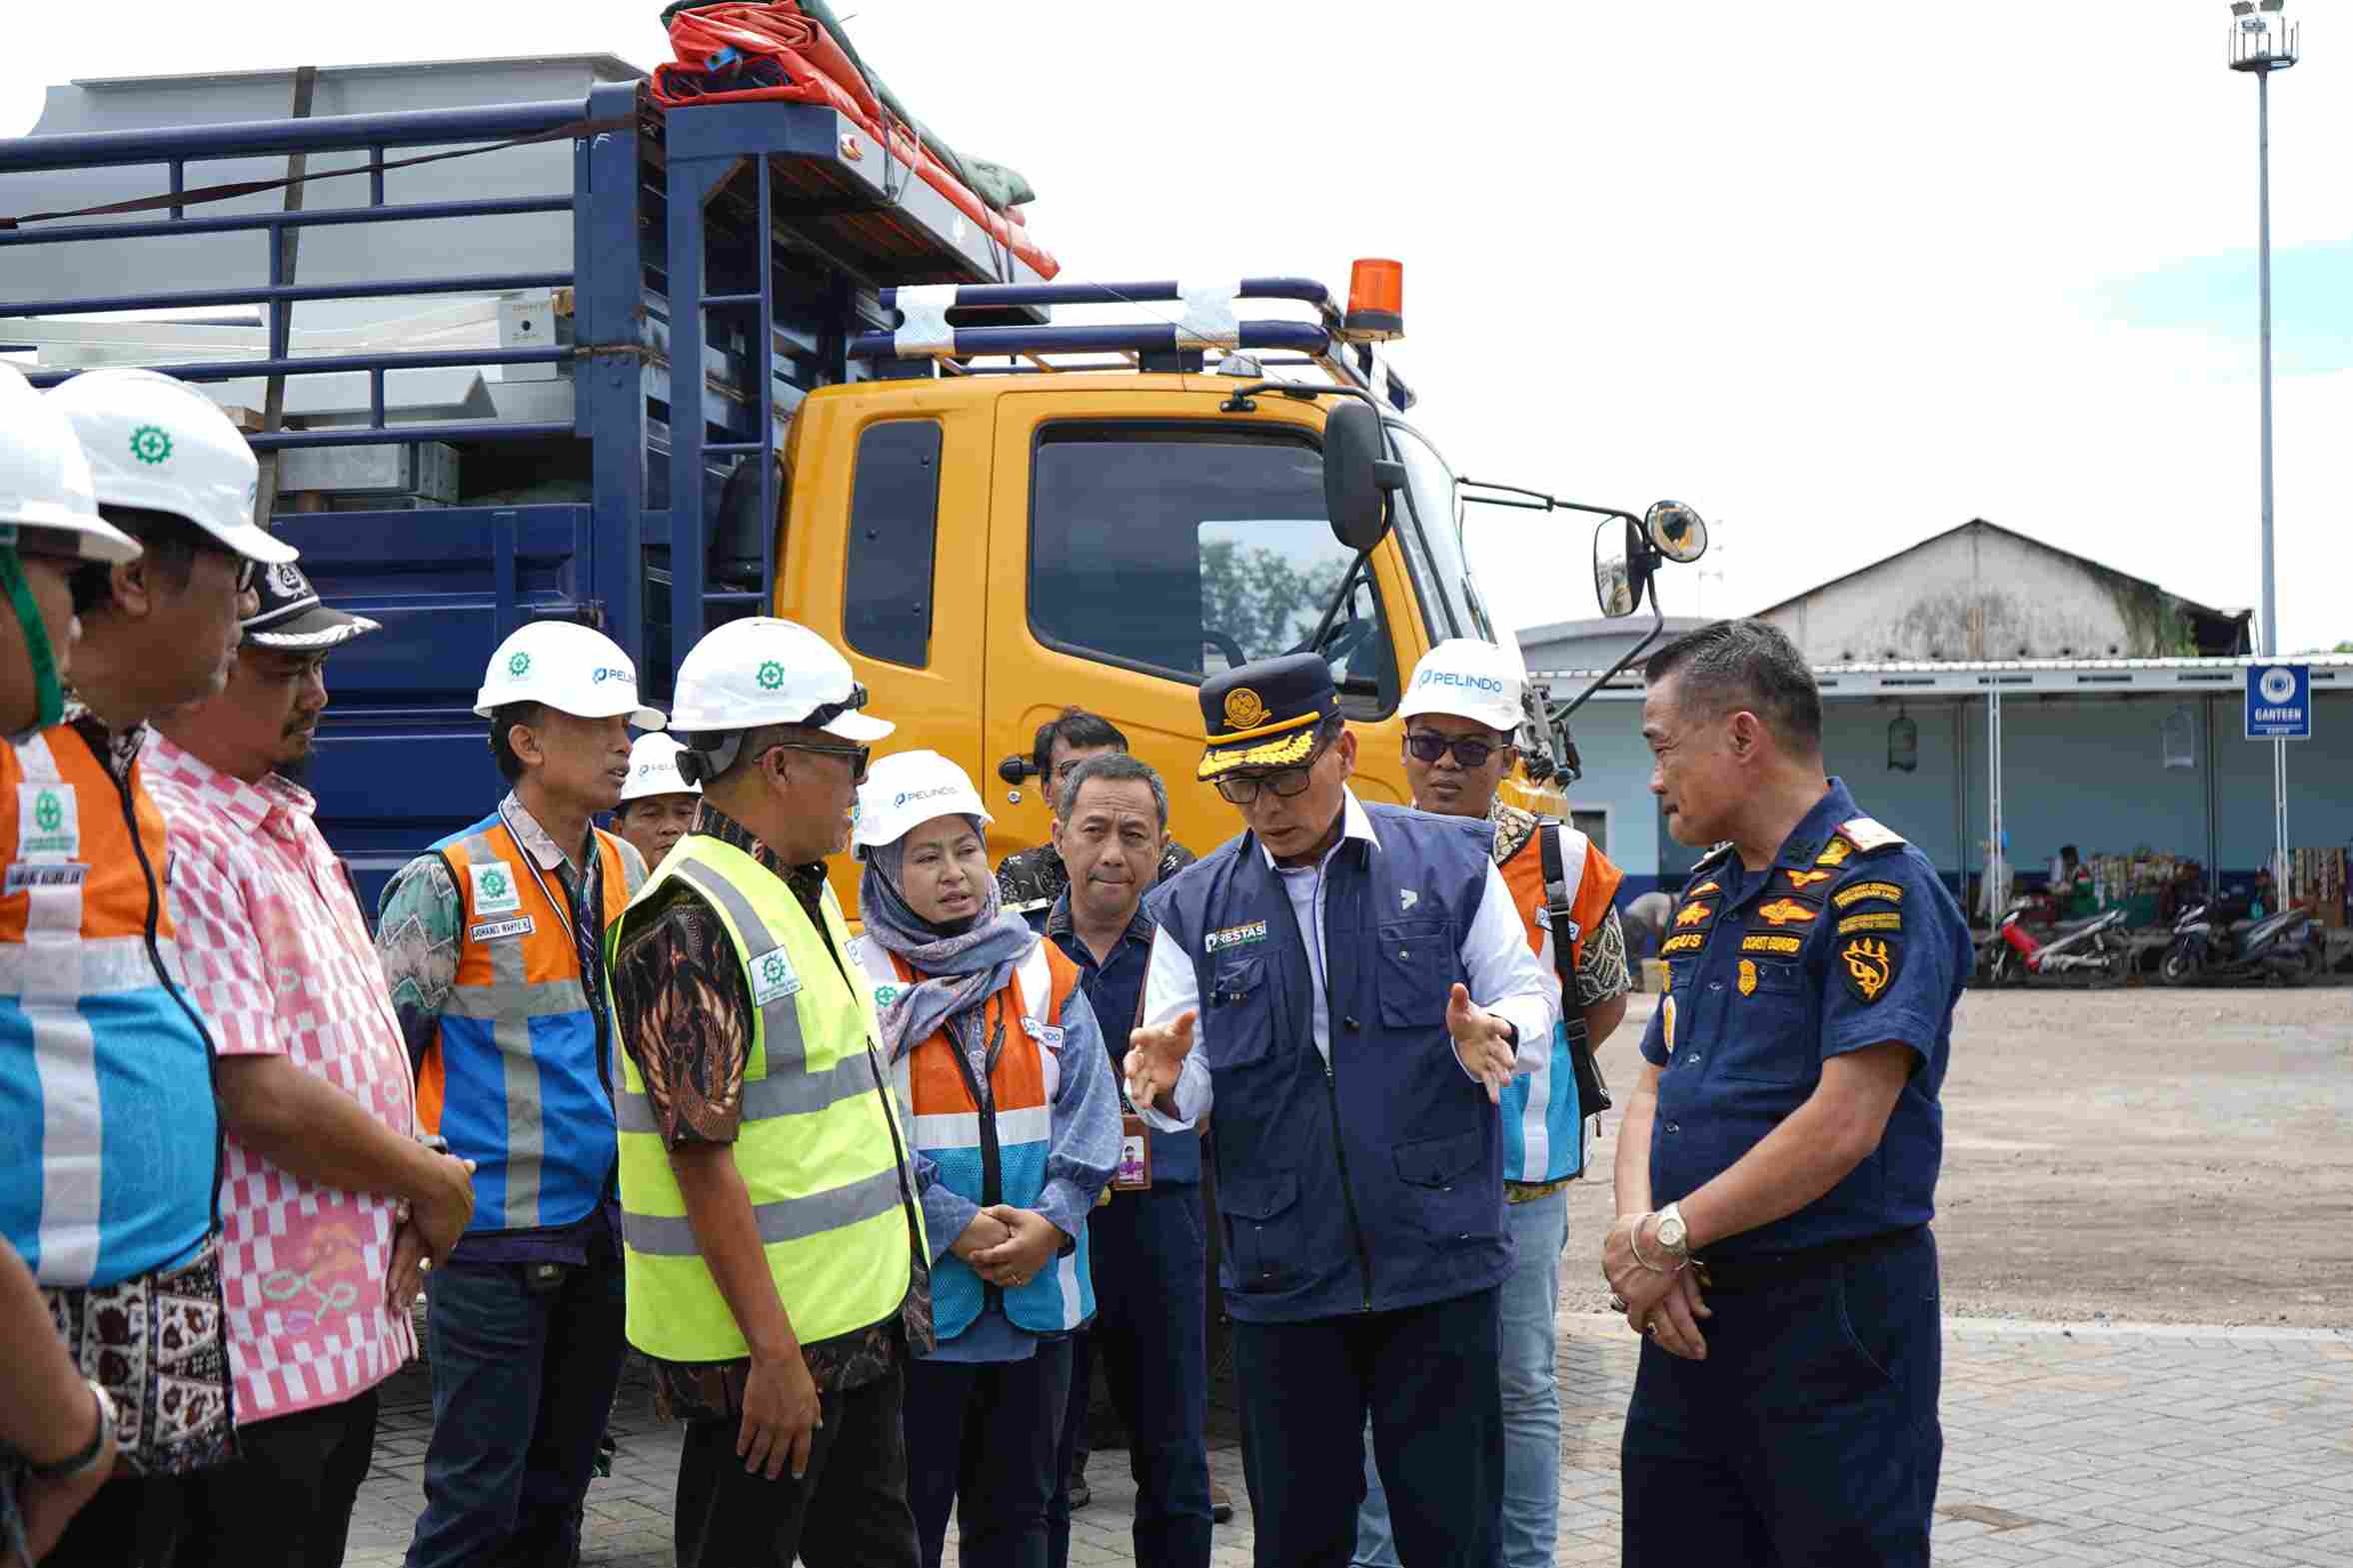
[1022,1016,1067,1048]
[469,915,535,943]
[15,783,79,860]
[1660,931,1706,955]
[4,861,87,895]
[1204,920,1268,953]
[1838,911,1903,935]
[749,945,803,1006]
[1833,880,1905,910]
[470,859,522,915]
[1741,932,1803,955]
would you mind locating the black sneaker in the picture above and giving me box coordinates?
[1069,1478,1093,1511]
[1210,1481,1233,1524]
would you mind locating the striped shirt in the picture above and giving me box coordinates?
[145,735,420,1422]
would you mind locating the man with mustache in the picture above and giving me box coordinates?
[146,563,476,1567]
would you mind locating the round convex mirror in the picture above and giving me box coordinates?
[1644,500,1708,564]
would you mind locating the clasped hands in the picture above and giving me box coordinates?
[1602,1212,1712,1361]
[1121,983,1518,1109]
[952,1205,1066,1288]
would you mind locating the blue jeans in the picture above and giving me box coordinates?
[1621,1228,1942,1567]
[1356,1190,1566,1568]
[404,1252,628,1568]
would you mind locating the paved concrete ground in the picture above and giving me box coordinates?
[343,1312,2353,1567]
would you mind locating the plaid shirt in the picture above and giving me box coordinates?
[145,735,420,1423]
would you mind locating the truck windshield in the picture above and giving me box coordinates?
[1385,421,1497,647]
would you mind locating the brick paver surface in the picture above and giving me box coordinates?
[341,1313,2353,1567]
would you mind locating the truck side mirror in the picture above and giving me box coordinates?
[1645,500,1707,564]
[1323,400,1402,553]
[1594,517,1651,619]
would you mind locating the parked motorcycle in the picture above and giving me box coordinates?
[2159,899,2325,986]
[1984,898,2132,986]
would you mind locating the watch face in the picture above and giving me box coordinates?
[1658,1214,1686,1248]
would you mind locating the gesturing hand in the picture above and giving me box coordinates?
[1446,983,1515,1104]
[1122,1009,1196,1111]
[971,1206,1066,1288]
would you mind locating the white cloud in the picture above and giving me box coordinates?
[5,0,2347,648]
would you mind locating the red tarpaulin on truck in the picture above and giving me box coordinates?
[652,1,1060,279]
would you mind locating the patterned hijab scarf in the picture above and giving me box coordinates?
[859,818,1037,1079]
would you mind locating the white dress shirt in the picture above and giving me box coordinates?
[1137,790,1557,1129]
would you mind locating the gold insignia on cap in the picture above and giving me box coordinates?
[1222,688,1268,732]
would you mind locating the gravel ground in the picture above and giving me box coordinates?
[1556,982,2353,1328]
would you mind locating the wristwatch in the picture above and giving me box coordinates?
[1654,1201,1691,1261]
[27,1380,115,1484]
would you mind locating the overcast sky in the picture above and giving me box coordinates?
[7,1,2348,652]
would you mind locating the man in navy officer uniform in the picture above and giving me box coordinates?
[1122,653,1558,1568]
[1603,620,1970,1568]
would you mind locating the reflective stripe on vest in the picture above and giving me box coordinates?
[1496,821,1604,1184]
[425,814,628,1234]
[868,938,1095,1340]
[0,728,217,1288]
[610,835,918,1362]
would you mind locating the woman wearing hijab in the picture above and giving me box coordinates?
[847,751,1121,1568]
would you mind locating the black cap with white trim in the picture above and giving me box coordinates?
[242,559,382,650]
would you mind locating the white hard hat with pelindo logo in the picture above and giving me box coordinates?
[669,617,894,742]
[0,363,142,565]
[621,733,701,802]
[1397,638,1527,734]
[45,367,298,565]
[474,621,665,729]
[852,750,994,856]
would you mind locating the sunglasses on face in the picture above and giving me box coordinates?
[764,740,872,784]
[1404,732,1499,769]
[1212,742,1328,805]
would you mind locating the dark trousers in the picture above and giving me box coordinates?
[1230,1287,1502,1568]
[1048,1186,1213,1568]
[174,1387,382,1568]
[1059,1329,1093,1486]
[674,1364,920,1568]
[905,1340,1074,1568]
[1621,1228,1943,1568]
[404,1251,628,1568]
[40,1474,197,1568]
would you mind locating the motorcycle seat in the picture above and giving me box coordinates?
[2051,913,2112,935]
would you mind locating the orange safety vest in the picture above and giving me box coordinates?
[1495,818,1624,1182]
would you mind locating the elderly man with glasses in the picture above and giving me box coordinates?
[1119,653,1557,1568]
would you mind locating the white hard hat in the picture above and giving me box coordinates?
[620,733,701,802]
[474,621,665,729]
[1398,638,1526,734]
[670,617,894,742]
[46,368,297,565]
[853,750,993,854]
[0,364,142,565]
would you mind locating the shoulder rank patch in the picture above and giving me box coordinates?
[1661,931,1707,956]
[1742,932,1803,956]
[1833,879,1905,910]
[1754,898,1819,927]
[1784,867,1834,890]
[1837,910,1903,935]
[1737,958,1758,995]
[1839,935,1901,1004]
[1674,900,1715,928]
[1834,816,1907,854]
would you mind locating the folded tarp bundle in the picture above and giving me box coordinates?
[653,0,1059,279]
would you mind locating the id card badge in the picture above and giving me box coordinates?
[1112,1112,1153,1191]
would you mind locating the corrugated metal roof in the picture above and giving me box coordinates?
[1531,653,2353,701]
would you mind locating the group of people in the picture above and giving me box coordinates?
[0,354,1971,1568]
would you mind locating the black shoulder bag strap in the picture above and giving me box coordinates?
[1539,822,1611,1118]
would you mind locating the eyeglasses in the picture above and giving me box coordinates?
[762,741,872,784]
[1212,742,1328,805]
[1404,732,1500,769]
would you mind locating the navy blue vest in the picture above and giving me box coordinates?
[1148,802,1507,1323]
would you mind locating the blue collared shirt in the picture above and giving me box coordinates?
[1047,892,1201,1185]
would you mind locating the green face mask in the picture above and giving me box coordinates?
[0,532,66,731]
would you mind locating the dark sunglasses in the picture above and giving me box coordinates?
[1404,731,1499,769]
[763,740,871,784]
[1212,739,1329,805]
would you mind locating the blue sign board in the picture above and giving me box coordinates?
[2245,664,2312,740]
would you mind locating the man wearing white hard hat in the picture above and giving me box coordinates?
[16,365,294,1566]
[1352,638,1630,1568]
[374,619,660,1568]
[612,733,702,871]
[845,751,1120,1568]
[603,618,928,1568]
[0,362,152,1564]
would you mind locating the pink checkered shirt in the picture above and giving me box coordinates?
[145,735,420,1423]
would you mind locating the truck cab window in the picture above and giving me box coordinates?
[1028,424,1398,716]
[844,419,945,669]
